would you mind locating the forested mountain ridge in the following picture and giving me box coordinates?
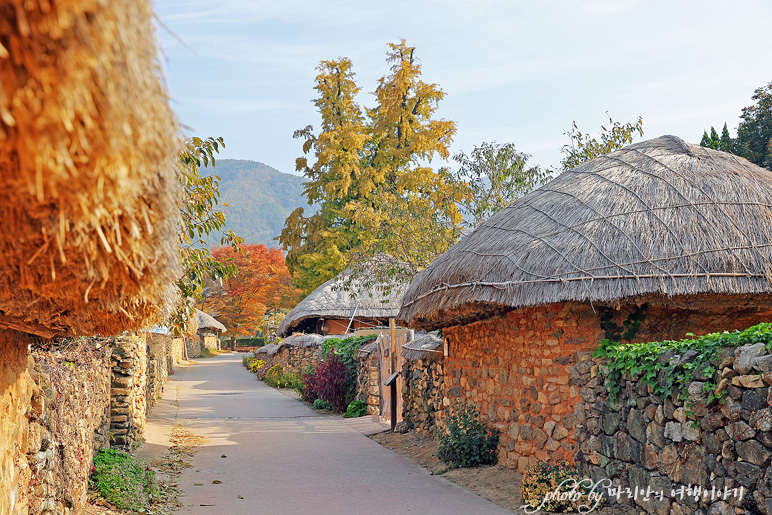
[200,159,307,248]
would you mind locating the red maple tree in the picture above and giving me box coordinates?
[205,244,301,341]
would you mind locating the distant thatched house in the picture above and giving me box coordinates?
[0,0,179,511]
[189,310,226,355]
[398,136,772,471]
[278,270,407,337]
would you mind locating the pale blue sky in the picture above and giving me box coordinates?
[155,0,772,175]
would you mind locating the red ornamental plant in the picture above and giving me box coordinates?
[302,353,349,412]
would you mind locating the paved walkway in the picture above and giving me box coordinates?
[138,353,511,514]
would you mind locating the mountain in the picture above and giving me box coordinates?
[200,159,308,248]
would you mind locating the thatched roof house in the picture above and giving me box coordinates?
[397,136,772,471]
[400,136,772,330]
[195,310,226,333]
[0,0,180,337]
[279,270,407,337]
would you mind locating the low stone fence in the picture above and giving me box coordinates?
[110,334,149,450]
[186,334,202,358]
[27,340,112,514]
[357,341,381,416]
[572,343,772,514]
[401,334,444,432]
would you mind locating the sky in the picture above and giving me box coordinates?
[155,0,772,175]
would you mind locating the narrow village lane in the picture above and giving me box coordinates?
[140,353,511,514]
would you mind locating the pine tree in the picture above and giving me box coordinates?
[719,123,734,153]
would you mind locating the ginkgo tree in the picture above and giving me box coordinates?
[280,40,467,293]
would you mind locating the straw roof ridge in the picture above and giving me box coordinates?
[402,332,442,361]
[282,333,335,348]
[279,268,408,336]
[399,136,772,330]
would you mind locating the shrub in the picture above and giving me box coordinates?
[247,358,266,374]
[313,398,332,410]
[302,353,349,412]
[90,448,158,511]
[300,364,318,403]
[436,403,498,468]
[520,461,601,512]
[263,364,284,387]
[320,334,376,405]
[256,359,275,380]
[343,400,368,418]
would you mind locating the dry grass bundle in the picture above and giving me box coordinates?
[0,0,180,335]
[399,136,772,330]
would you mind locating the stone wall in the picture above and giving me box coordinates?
[147,333,180,409]
[186,335,201,358]
[0,329,35,515]
[110,333,148,450]
[356,344,381,416]
[272,344,320,375]
[573,343,772,514]
[200,332,219,351]
[401,357,444,432]
[440,300,772,472]
[26,340,112,514]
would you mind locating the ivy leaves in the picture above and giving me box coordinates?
[593,323,772,403]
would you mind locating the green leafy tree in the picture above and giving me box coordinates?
[709,126,720,149]
[736,82,772,170]
[280,41,466,292]
[170,136,242,334]
[451,141,548,228]
[560,115,644,170]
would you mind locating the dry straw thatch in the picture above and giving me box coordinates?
[401,333,442,361]
[282,333,332,348]
[278,270,408,336]
[0,0,180,336]
[194,310,226,333]
[399,136,772,330]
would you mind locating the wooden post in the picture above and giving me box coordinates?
[389,318,396,374]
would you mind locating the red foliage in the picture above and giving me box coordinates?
[302,354,350,412]
[205,244,302,336]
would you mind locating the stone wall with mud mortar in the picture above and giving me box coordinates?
[356,349,381,416]
[273,344,320,375]
[440,301,772,473]
[26,340,111,514]
[110,333,149,450]
[0,329,35,515]
[401,357,444,432]
[573,343,772,514]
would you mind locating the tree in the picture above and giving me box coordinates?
[736,82,772,170]
[207,244,301,343]
[169,136,242,334]
[720,123,734,153]
[280,40,466,292]
[451,142,548,228]
[560,115,644,170]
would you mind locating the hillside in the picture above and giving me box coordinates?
[200,159,308,248]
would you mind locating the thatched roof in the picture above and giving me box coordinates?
[399,136,772,330]
[255,343,280,356]
[402,333,443,361]
[278,270,408,336]
[282,333,333,348]
[195,310,226,333]
[0,0,180,336]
